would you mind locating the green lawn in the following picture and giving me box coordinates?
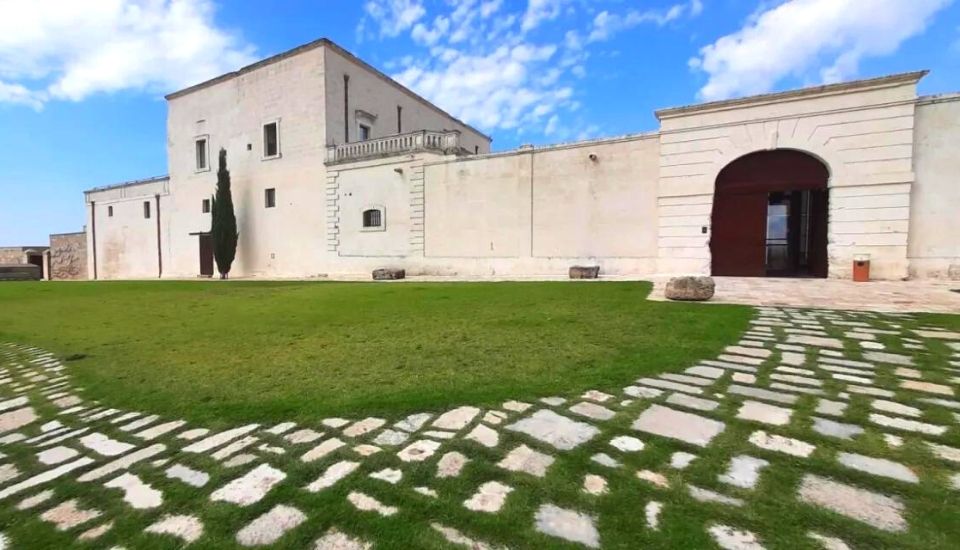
[0,280,749,424]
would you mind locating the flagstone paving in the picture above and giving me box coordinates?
[0,307,959,548]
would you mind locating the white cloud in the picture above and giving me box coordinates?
[690,0,952,101]
[411,16,450,46]
[521,0,570,32]
[587,1,703,43]
[363,0,427,38]
[0,0,255,108]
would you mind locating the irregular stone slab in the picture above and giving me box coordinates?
[0,396,28,413]
[728,385,798,405]
[483,411,507,425]
[661,373,716,387]
[733,372,757,384]
[212,436,259,460]
[464,481,513,513]
[423,430,457,439]
[104,473,163,509]
[466,424,499,447]
[78,444,165,482]
[583,474,607,495]
[787,335,843,349]
[348,491,397,516]
[266,422,296,435]
[901,380,953,396]
[431,523,499,550]
[305,461,360,492]
[666,393,719,412]
[370,468,402,484]
[718,354,764,366]
[371,429,408,446]
[848,385,895,398]
[40,498,101,530]
[812,417,864,440]
[314,528,372,550]
[927,442,960,463]
[837,452,918,483]
[0,407,37,433]
[353,444,380,456]
[415,486,438,498]
[178,428,210,440]
[0,463,18,484]
[301,438,346,463]
[16,489,54,511]
[862,352,913,366]
[798,474,906,532]
[506,409,599,450]
[591,453,621,468]
[884,434,905,448]
[781,352,807,366]
[285,429,324,444]
[498,444,555,477]
[0,457,94,501]
[224,454,258,468]
[632,405,725,448]
[807,532,852,550]
[236,504,306,546]
[636,470,669,488]
[771,373,823,387]
[569,401,616,421]
[210,464,286,506]
[707,524,765,550]
[394,413,432,432]
[397,439,442,462]
[437,451,469,478]
[636,377,704,394]
[118,414,160,432]
[670,451,697,469]
[718,455,769,489]
[183,425,259,454]
[645,501,662,530]
[534,504,600,548]
[78,521,113,541]
[343,418,386,438]
[869,413,946,436]
[894,367,922,379]
[748,430,816,458]
[687,486,744,507]
[321,418,351,429]
[37,446,78,465]
[609,435,645,452]
[433,407,481,431]
[165,464,209,487]
[737,401,793,426]
[145,515,203,544]
[135,420,186,440]
[686,366,725,379]
[726,346,771,359]
[815,400,847,417]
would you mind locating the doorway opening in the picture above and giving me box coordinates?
[711,150,829,278]
[198,234,214,277]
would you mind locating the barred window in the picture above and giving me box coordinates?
[362,208,382,228]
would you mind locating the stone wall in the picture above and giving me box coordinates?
[0,247,24,264]
[49,232,87,280]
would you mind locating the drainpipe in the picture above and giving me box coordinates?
[155,194,162,278]
[90,200,98,280]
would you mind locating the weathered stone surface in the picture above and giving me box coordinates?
[314,528,372,550]
[727,385,798,405]
[466,424,499,447]
[609,435,644,452]
[437,451,469,478]
[718,455,769,489]
[632,405,725,448]
[901,380,953,396]
[78,444,165,482]
[433,407,480,431]
[707,524,765,550]
[372,268,405,280]
[837,453,918,483]
[815,399,847,417]
[224,453,258,468]
[583,474,607,495]
[343,418,386,438]
[0,406,36,433]
[372,429,408,446]
[397,439,442,462]
[165,464,209,487]
[688,486,744,507]
[301,438,346,462]
[236,504,306,546]
[285,428,324,444]
[0,457,94,501]
[670,451,697,469]
[498,444,555,477]
[569,265,600,279]
[348,491,397,516]
[506,409,599,450]
[145,515,203,544]
[37,446,78,465]
[807,532,852,550]
[666,392,719,412]
[370,468,402,484]
[210,464,286,506]
[591,453,620,468]
[665,276,715,301]
[464,481,513,513]
[812,417,864,440]
[569,401,616,421]
[535,504,600,548]
[645,501,662,530]
[869,413,946,436]
[748,430,815,458]
[394,412,432,432]
[636,470,670,488]
[78,521,113,541]
[41,499,101,531]
[305,461,360,492]
[862,352,913,366]
[15,489,54,511]
[797,474,906,532]
[183,424,259,454]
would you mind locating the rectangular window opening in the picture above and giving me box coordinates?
[202,199,211,213]
[143,201,151,219]
[195,138,208,171]
[264,188,276,208]
[108,205,114,217]
[359,124,371,141]
[263,122,279,158]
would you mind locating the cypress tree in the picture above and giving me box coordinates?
[210,148,238,279]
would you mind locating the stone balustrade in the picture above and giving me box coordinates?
[326,130,462,164]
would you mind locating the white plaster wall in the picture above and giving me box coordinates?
[322,46,490,154]
[85,179,169,279]
[909,95,960,279]
[656,75,923,280]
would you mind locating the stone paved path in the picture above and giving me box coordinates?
[0,307,959,548]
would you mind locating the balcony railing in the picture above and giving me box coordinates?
[326,130,463,164]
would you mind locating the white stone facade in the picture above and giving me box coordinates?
[83,39,960,281]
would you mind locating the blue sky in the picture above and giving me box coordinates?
[1,0,958,245]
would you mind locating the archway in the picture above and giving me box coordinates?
[711,150,829,278]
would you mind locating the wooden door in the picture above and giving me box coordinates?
[711,192,768,276]
[198,234,214,277]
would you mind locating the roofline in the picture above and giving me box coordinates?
[164,37,493,143]
[917,91,960,106]
[656,71,929,120]
[84,175,169,195]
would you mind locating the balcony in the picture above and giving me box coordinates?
[326,130,465,164]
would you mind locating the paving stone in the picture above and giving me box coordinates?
[582,474,607,495]
[301,438,346,462]
[797,474,906,532]
[748,431,816,458]
[177,428,210,440]
[569,401,616,421]
[807,532,852,550]
[0,406,37,432]
[869,413,947,436]
[348,491,397,516]
[894,367,922,379]
[787,335,843,349]
[776,365,817,376]
[305,461,360,492]
[901,380,953,396]
[707,524,765,550]
[78,521,113,541]
[397,439,442,462]
[687,485,744,507]
[737,401,793,426]
[781,352,807,366]
[623,385,664,398]
[883,434,904,448]
[506,409,599,450]
[433,406,481,431]
[266,422,296,435]
[862,352,913,366]
[370,468,402,484]
[466,424,499,447]
[812,417,864,440]
[951,473,960,491]
[0,464,17,484]
[0,396,28,412]
[431,523,499,550]
[134,420,186,440]
[726,346,772,359]
[321,417,351,429]
[632,404,725,448]
[464,481,513,512]
[871,399,921,418]
[483,411,507,425]
[591,453,621,468]
[15,489,54,510]
[670,451,698,469]
[733,372,757,384]
[105,473,163,509]
[210,464,285,506]
[771,373,823,387]
[145,515,203,544]
[285,429,324,444]
[660,373,716,387]
[635,377,704,394]
[236,504,306,546]
[815,399,847,417]
[165,464,209,487]
[926,442,960,463]
[534,504,600,548]
[645,501,662,530]
[352,444,381,456]
[580,391,613,403]
[393,413,432,433]
[636,469,669,488]
[183,424,259,453]
[78,444,165,482]
[343,418,386,438]
[685,365,725,379]
[848,385,895,398]
[37,446,78,465]
[609,435,644,452]
[837,452,918,483]
[371,429,409,446]
[666,392,719,412]
[423,430,457,439]
[224,454,258,468]
[727,385,798,405]
[259,443,285,454]
[313,528,372,550]
[118,414,160,432]
[437,451,469,478]
[0,457,94,500]
[415,487,439,498]
[498,444,555,477]
[718,354,765,366]
[40,499,102,530]
[718,455,769,489]
[540,396,567,406]
[212,436,259,460]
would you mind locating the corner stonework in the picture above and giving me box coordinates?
[409,164,425,256]
[326,172,340,254]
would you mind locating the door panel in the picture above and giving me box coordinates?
[199,235,214,277]
[711,192,768,277]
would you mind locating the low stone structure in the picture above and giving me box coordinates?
[49,232,87,280]
[665,276,716,301]
[0,264,41,281]
[373,268,405,280]
[569,266,600,279]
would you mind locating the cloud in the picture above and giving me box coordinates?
[0,0,256,108]
[363,0,427,38]
[587,1,703,43]
[521,0,570,32]
[690,0,952,101]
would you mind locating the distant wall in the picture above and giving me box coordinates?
[0,248,24,264]
[49,232,87,280]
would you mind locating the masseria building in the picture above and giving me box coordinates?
[83,38,960,281]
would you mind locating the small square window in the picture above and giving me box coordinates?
[359,124,371,141]
[202,199,211,213]
[264,188,276,208]
[195,137,208,171]
[362,208,382,228]
[263,122,279,158]
[143,201,151,219]
[107,205,114,217]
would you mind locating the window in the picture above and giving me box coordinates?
[143,201,151,219]
[362,208,382,228]
[359,124,371,141]
[263,122,279,158]
[195,137,209,171]
[264,188,276,208]
[202,199,211,213]
[108,205,114,217]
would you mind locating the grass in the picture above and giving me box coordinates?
[0,280,751,424]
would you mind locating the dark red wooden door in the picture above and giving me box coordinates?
[199,234,214,277]
[711,192,768,276]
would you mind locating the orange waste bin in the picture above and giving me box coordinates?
[853,254,871,282]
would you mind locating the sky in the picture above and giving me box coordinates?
[1,0,958,245]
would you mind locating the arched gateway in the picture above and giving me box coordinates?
[711,150,829,278]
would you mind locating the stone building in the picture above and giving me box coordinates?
[83,38,960,281]
[0,246,49,279]
[48,232,88,280]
